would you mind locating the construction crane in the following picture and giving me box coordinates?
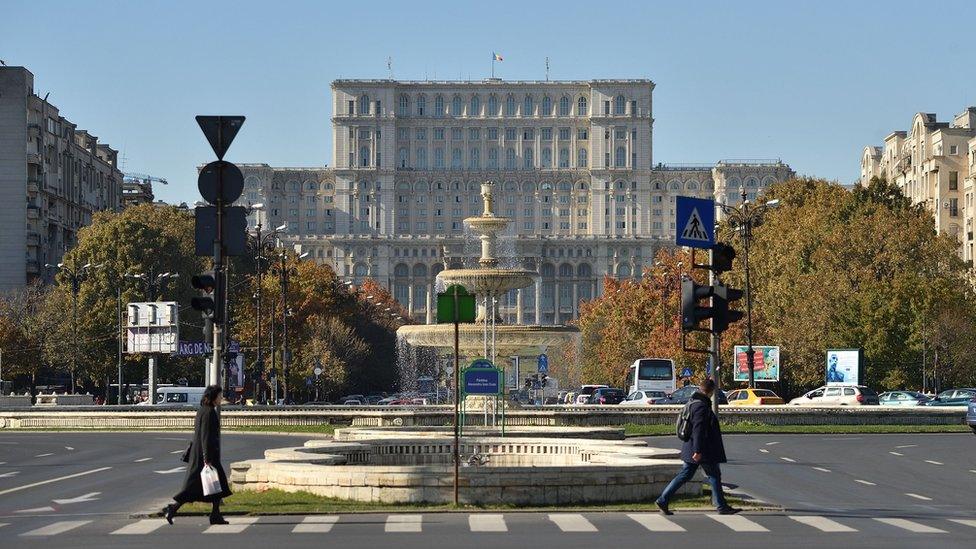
[122,172,168,206]
[123,172,168,186]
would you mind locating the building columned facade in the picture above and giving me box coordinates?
[0,66,124,291]
[241,78,793,324]
[860,107,976,265]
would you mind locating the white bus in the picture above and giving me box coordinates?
[626,358,677,395]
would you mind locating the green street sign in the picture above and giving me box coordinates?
[437,284,476,323]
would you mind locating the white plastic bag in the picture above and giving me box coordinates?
[200,464,221,497]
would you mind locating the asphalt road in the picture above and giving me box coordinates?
[0,431,974,548]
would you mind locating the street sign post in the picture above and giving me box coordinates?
[675,196,715,249]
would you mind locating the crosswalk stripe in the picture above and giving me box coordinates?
[385,514,422,533]
[707,514,769,532]
[628,513,685,532]
[789,515,857,532]
[948,519,976,529]
[292,515,338,533]
[204,517,258,534]
[111,519,167,535]
[20,520,92,537]
[469,514,507,532]
[548,513,597,532]
[874,518,946,533]
[904,493,932,501]
[854,479,876,486]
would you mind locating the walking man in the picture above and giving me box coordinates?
[656,378,739,515]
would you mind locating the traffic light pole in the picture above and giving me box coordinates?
[709,247,721,417]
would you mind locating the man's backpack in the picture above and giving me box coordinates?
[676,400,697,441]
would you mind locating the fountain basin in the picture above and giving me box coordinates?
[397,323,579,356]
[436,268,536,296]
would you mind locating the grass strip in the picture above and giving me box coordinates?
[623,422,972,437]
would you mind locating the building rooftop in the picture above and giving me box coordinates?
[332,78,654,87]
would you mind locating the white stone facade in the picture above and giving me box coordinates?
[860,107,976,265]
[241,78,793,323]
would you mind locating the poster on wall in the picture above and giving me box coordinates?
[733,346,780,382]
[826,349,862,386]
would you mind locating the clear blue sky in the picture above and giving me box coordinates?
[3,0,973,204]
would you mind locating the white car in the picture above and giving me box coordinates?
[789,385,880,406]
[619,390,668,407]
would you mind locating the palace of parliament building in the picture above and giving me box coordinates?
[240,78,793,325]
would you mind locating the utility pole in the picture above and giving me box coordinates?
[276,250,309,405]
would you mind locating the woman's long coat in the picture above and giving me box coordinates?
[173,404,232,502]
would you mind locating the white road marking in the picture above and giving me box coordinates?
[949,519,976,529]
[854,479,876,486]
[889,451,903,456]
[895,444,918,449]
[64,447,74,451]
[15,506,55,513]
[780,457,796,462]
[134,458,153,462]
[549,513,598,532]
[759,449,769,453]
[169,450,184,455]
[111,519,167,535]
[812,467,832,473]
[34,453,54,458]
[0,471,20,478]
[0,466,112,496]
[765,442,780,446]
[970,469,976,474]
[385,514,422,533]
[469,514,507,532]
[905,493,933,501]
[53,491,100,505]
[0,461,6,464]
[789,515,857,532]
[924,460,943,465]
[154,466,186,474]
[20,520,92,537]
[707,514,769,532]
[628,513,685,532]
[874,518,945,533]
[292,515,339,533]
[156,437,187,441]
[204,517,258,534]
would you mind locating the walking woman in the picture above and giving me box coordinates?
[163,385,231,525]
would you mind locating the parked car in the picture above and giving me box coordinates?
[922,388,976,407]
[155,386,206,406]
[342,399,364,405]
[878,391,931,406]
[726,388,785,406]
[575,385,608,404]
[619,390,668,407]
[967,396,976,434]
[656,385,729,405]
[789,385,879,406]
[588,387,626,405]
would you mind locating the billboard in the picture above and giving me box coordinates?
[826,349,862,386]
[733,346,780,382]
[126,302,179,354]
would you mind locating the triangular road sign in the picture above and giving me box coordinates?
[680,207,710,242]
[196,115,245,160]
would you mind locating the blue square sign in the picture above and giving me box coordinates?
[675,196,715,249]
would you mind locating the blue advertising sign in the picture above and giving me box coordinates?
[468,358,494,370]
[463,368,501,395]
[176,340,239,356]
[675,196,715,249]
[537,353,549,374]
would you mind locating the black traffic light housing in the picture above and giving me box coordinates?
[681,275,715,332]
[711,243,736,274]
[712,282,745,333]
[191,271,218,321]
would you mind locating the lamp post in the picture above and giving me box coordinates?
[275,250,309,404]
[246,207,284,403]
[128,269,179,302]
[45,260,98,394]
[718,186,779,388]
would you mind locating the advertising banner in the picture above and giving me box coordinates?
[733,345,780,382]
[826,349,861,386]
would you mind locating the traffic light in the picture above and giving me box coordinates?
[191,271,217,319]
[711,243,736,274]
[681,275,715,332]
[712,282,745,333]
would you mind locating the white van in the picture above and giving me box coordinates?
[156,386,206,406]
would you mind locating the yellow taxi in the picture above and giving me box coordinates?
[726,388,786,406]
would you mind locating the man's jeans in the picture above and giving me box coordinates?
[655,461,728,509]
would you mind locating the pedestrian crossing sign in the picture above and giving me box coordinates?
[675,196,715,249]
[680,367,694,378]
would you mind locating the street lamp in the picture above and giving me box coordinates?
[127,268,179,301]
[245,204,285,404]
[275,250,309,404]
[45,260,98,394]
[718,186,779,388]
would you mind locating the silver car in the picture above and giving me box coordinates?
[878,391,930,406]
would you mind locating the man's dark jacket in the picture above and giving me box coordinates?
[680,391,727,464]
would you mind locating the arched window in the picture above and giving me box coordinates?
[451,95,462,116]
[523,95,534,116]
[358,95,370,115]
[614,94,626,115]
[434,95,444,116]
[558,180,571,191]
[394,263,410,277]
[505,94,516,116]
[559,148,569,168]
[416,95,426,116]
[505,148,516,169]
[487,147,498,168]
[542,96,552,116]
[398,94,409,114]
[470,95,481,116]
[615,146,626,167]
[524,148,534,169]
[487,94,498,116]
[360,146,371,167]
[577,96,587,115]
[416,147,427,168]
[578,148,588,167]
[398,147,409,168]
[469,148,480,169]
[616,264,631,277]
[541,148,552,168]
[746,177,758,188]
[353,263,369,277]
[559,96,570,116]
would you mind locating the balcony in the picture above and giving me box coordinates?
[26,205,40,219]
[27,152,41,165]
[26,232,40,247]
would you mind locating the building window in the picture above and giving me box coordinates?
[469,128,480,140]
[524,148,534,169]
[434,128,444,140]
[505,95,516,116]
[541,127,552,140]
[603,100,611,115]
[578,148,588,167]
[398,94,409,114]
[615,128,626,139]
[559,148,569,168]
[434,148,445,168]
[434,95,445,116]
[470,95,481,116]
[950,145,958,155]
[451,127,462,140]
[614,95,626,115]
[451,95,463,116]
[542,96,552,116]
[541,148,552,168]
[469,148,480,169]
[559,96,571,116]
[416,147,427,168]
[487,127,498,140]
[398,147,409,168]
[347,100,355,115]
[506,148,517,169]
[523,95,534,116]
[488,148,498,168]
[416,128,426,140]
[487,94,498,116]
[577,96,587,115]
[505,128,517,141]
[578,128,588,140]
[615,146,626,167]
[558,127,570,140]
[950,171,959,191]
[358,95,370,115]
[360,146,371,167]
[523,128,534,140]
[451,148,462,169]
[417,95,426,116]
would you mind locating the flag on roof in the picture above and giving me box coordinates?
[492,52,503,62]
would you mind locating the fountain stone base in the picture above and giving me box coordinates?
[229,426,700,505]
